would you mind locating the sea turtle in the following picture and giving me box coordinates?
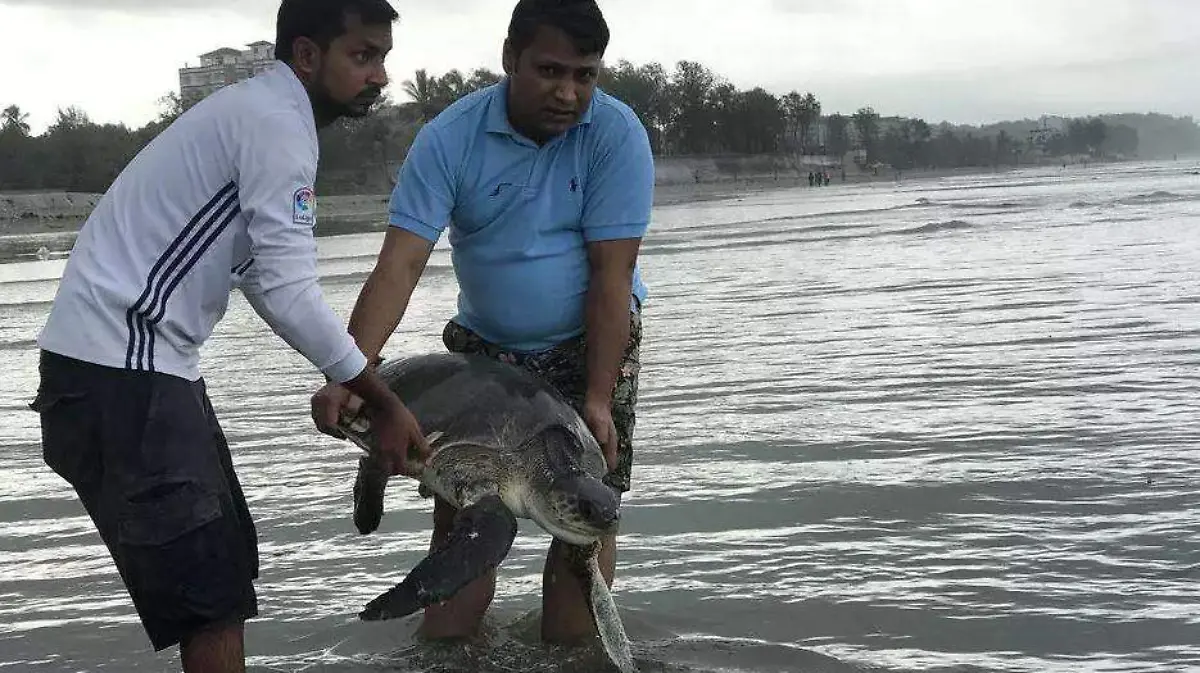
[334,352,636,673]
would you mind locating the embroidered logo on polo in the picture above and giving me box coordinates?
[490,182,517,197]
[487,178,580,196]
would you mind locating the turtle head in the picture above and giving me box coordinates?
[558,472,620,529]
[527,473,621,545]
[522,425,621,545]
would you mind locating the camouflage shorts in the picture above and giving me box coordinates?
[442,308,643,493]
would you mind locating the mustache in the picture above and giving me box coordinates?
[357,87,383,100]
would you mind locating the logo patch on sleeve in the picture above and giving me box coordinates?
[293,186,316,225]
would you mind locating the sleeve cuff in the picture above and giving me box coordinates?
[389,213,444,243]
[321,347,369,384]
[583,222,648,242]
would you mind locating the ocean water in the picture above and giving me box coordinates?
[1,160,1198,673]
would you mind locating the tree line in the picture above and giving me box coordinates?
[3,58,1199,194]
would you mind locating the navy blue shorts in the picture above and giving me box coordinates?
[30,350,259,651]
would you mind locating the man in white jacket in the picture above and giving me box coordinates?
[29,1,427,670]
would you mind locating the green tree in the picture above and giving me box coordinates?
[780,91,820,153]
[3,58,1196,194]
[879,124,906,168]
[907,118,932,167]
[666,60,718,154]
[738,88,785,154]
[1102,124,1138,157]
[797,92,820,151]
[466,67,503,92]
[710,82,742,154]
[1065,118,1104,155]
[1085,117,1107,156]
[852,106,880,162]
[0,105,35,189]
[148,91,201,130]
[401,69,439,121]
[35,107,147,192]
[825,113,851,158]
[994,129,1016,165]
[402,68,500,122]
[780,92,801,152]
[1,105,31,136]
[929,127,961,166]
[599,60,671,153]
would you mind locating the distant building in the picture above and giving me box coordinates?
[1038,115,1068,133]
[178,41,276,104]
[1028,115,1068,151]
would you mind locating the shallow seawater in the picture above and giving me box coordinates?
[2,160,1199,672]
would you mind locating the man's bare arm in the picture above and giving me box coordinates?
[348,227,436,362]
[583,237,642,407]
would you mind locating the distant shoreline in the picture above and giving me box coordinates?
[0,163,1032,263]
[0,163,1013,223]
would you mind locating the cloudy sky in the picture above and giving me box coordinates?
[1,0,1197,134]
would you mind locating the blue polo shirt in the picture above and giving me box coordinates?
[387,80,653,353]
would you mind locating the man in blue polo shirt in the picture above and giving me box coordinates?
[311,0,652,646]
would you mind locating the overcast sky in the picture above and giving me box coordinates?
[1,0,1197,134]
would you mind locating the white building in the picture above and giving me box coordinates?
[178,41,276,104]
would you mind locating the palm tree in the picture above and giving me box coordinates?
[401,69,439,122]
[1,105,30,136]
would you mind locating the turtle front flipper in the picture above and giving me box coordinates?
[572,543,637,673]
[359,494,518,621]
[353,454,390,535]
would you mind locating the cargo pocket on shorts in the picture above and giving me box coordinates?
[29,389,96,486]
[117,479,223,547]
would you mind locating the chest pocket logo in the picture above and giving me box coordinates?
[490,182,519,197]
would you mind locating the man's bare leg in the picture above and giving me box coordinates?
[180,620,245,673]
[541,532,616,643]
[417,496,497,640]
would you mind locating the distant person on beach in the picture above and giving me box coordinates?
[29,1,430,671]
[311,0,653,647]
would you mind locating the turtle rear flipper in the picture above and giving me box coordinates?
[351,430,444,533]
[360,494,517,621]
[353,454,390,535]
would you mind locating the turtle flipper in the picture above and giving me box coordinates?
[359,494,517,621]
[583,548,637,673]
[349,429,444,533]
[353,454,390,535]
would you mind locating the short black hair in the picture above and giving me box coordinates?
[507,0,609,57]
[274,0,399,62]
